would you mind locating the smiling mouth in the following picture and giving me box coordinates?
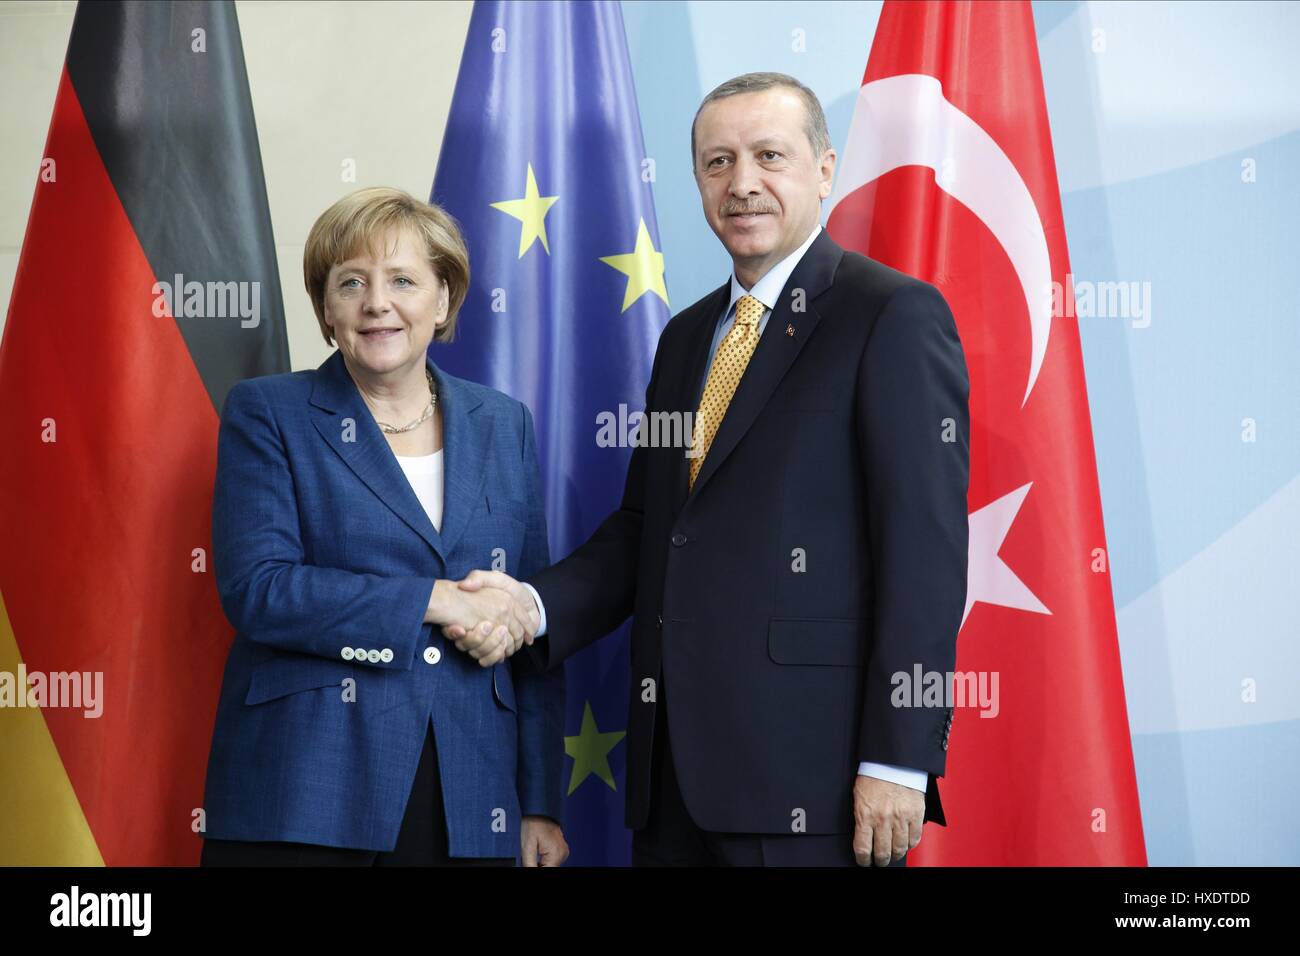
[360,328,403,337]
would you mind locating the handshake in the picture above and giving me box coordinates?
[424,571,540,667]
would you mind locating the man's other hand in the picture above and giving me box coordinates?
[852,774,925,866]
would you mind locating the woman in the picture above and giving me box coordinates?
[200,187,567,866]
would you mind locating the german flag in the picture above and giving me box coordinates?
[0,1,288,865]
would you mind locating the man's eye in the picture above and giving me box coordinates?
[709,157,727,167]
[761,151,781,161]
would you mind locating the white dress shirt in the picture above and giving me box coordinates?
[525,224,927,794]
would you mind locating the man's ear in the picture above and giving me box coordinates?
[819,148,838,199]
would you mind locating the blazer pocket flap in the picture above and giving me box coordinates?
[768,618,867,667]
[492,666,517,712]
[245,656,357,705]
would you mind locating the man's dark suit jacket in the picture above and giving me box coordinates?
[530,229,969,835]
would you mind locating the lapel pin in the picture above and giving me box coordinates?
[785,324,796,337]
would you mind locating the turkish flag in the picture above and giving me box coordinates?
[828,0,1146,864]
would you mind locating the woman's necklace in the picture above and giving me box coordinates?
[373,369,438,435]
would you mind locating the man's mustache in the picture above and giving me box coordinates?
[720,202,779,216]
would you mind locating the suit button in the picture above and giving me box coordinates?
[657,614,663,629]
[379,648,394,663]
[341,647,355,661]
[366,649,381,663]
[423,647,442,665]
[671,533,687,547]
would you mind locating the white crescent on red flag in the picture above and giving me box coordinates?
[828,0,1146,865]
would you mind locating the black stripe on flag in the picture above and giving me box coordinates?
[66,0,290,412]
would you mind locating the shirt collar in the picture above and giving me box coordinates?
[727,223,823,315]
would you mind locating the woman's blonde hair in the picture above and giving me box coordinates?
[303,186,470,345]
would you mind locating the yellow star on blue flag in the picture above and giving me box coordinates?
[599,217,669,312]
[490,163,559,257]
[564,700,626,796]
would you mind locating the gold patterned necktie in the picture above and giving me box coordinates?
[688,294,765,489]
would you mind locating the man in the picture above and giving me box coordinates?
[452,72,969,867]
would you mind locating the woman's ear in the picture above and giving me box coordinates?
[434,281,450,328]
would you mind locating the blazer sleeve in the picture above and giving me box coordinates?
[854,284,970,780]
[511,402,566,821]
[211,380,434,669]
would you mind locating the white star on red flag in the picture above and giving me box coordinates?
[963,482,1051,628]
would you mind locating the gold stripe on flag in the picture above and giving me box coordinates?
[0,589,104,866]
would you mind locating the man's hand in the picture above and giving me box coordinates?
[425,578,528,667]
[442,570,540,664]
[521,815,569,867]
[852,775,925,866]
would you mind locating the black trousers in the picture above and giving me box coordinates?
[632,682,908,868]
[201,722,514,867]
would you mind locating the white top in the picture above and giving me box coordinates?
[395,450,444,532]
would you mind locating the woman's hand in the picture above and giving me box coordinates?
[521,816,569,867]
[425,579,523,666]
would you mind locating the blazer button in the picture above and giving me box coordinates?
[671,533,687,547]
[341,647,355,661]
[423,647,442,665]
[379,648,394,663]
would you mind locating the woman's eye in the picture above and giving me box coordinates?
[394,276,412,287]
[340,278,361,289]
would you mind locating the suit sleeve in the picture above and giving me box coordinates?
[211,380,434,669]
[855,284,970,783]
[511,403,566,821]
[525,346,663,670]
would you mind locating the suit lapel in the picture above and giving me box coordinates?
[433,362,490,558]
[685,229,843,502]
[309,350,473,563]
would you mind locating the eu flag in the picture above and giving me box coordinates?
[431,0,670,866]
